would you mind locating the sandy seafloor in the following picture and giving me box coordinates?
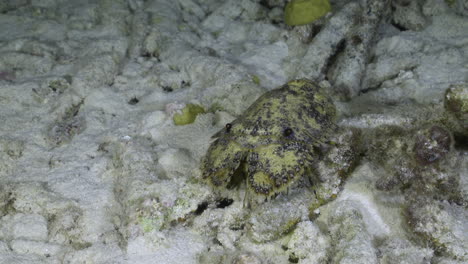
[0,0,467,263]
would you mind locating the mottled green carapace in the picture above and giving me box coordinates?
[202,79,336,199]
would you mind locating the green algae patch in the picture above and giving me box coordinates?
[445,0,456,6]
[173,104,205,126]
[252,75,261,85]
[445,83,468,130]
[284,0,331,26]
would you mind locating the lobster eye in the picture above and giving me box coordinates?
[283,128,293,137]
[225,123,232,133]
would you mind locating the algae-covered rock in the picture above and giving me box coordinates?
[327,201,378,263]
[309,128,362,214]
[378,238,433,264]
[284,0,331,26]
[407,200,468,261]
[413,125,452,165]
[173,103,205,126]
[445,83,468,130]
[286,221,330,263]
[392,0,428,31]
[247,191,312,242]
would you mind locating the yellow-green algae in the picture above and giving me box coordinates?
[284,0,331,26]
[173,103,205,126]
[445,0,456,6]
[252,75,261,85]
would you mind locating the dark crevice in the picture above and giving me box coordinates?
[216,198,233,208]
[359,84,383,95]
[307,25,323,43]
[453,133,468,151]
[194,201,209,215]
[193,198,234,217]
[259,0,273,9]
[323,39,347,79]
[288,254,299,263]
[162,86,173,92]
[391,21,408,31]
[181,80,190,89]
[128,97,139,105]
